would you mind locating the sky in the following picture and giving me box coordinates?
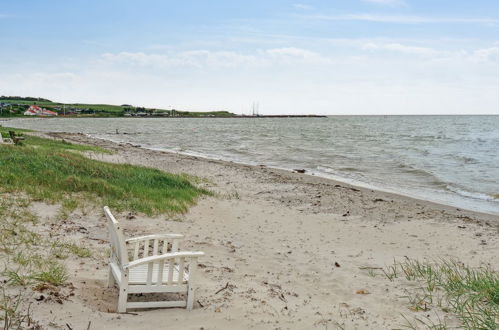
[1,0,499,115]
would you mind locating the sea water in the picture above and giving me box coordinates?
[5,115,499,215]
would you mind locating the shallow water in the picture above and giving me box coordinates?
[5,115,499,215]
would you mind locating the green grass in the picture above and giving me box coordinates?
[0,194,80,328]
[0,130,210,326]
[0,99,125,113]
[0,126,32,137]
[0,97,236,117]
[0,129,210,215]
[31,263,68,286]
[0,287,40,330]
[51,241,92,259]
[383,258,498,329]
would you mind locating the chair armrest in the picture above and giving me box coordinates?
[125,233,184,243]
[124,251,205,269]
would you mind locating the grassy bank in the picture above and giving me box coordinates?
[0,128,210,215]
[0,128,211,327]
[380,258,498,329]
[0,96,236,117]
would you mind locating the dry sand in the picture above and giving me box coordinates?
[19,133,499,329]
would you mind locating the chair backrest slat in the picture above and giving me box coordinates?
[167,259,175,285]
[133,242,139,260]
[157,260,165,285]
[143,239,149,258]
[177,257,185,285]
[104,206,128,266]
[153,239,159,255]
[146,262,154,285]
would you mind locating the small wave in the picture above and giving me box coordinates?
[338,167,360,172]
[395,164,447,186]
[452,155,479,164]
[445,184,498,202]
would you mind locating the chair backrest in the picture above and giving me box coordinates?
[104,206,129,266]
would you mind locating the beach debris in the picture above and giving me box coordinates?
[355,289,369,295]
[359,266,383,270]
[372,198,385,203]
[334,262,341,268]
[221,266,234,273]
[342,211,350,217]
[457,225,466,229]
[457,215,476,223]
[293,169,306,173]
[263,281,288,303]
[215,282,230,294]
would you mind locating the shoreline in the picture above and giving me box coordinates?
[72,131,499,223]
[3,130,497,329]
[6,117,497,216]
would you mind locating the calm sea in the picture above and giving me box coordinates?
[4,116,499,215]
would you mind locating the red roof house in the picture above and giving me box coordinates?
[24,105,58,116]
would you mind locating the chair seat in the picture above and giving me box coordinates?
[129,263,189,285]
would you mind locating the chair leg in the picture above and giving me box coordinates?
[107,266,116,288]
[186,285,195,310]
[118,287,128,313]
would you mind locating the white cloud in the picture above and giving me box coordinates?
[362,0,406,6]
[304,14,499,24]
[101,50,261,68]
[469,47,499,62]
[3,43,499,115]
[362,42,499,64]
[265,47,330,63]
[362,42,442,56]
[293,4,313,10]
[101,48,330,69]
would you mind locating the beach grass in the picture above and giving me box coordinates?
[0,195,70,328]
[0,128,210,215]
[382,258,498,329]
[0,130,211,326]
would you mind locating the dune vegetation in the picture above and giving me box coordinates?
[0,127,210,216]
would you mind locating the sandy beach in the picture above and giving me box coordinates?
[10,132,498,329]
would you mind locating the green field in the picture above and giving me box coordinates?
[0,96,235,117]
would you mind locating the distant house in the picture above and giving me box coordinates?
[24,105,58,116]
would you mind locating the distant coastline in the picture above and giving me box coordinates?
[0,96,325,118]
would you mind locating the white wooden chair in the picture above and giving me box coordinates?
[104,206,204,312]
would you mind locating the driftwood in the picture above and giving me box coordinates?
[215,282,229,294]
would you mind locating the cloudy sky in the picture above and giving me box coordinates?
[1,0,499,114]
